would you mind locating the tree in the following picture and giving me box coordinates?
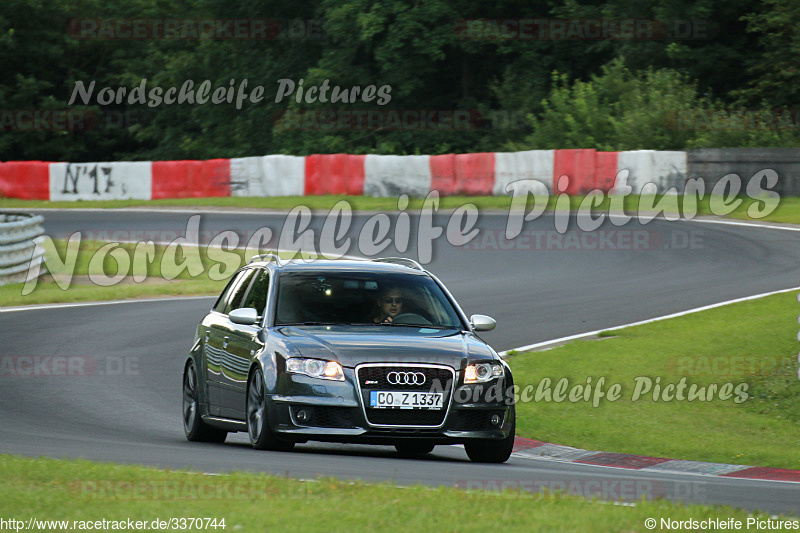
[514,58,704,151]
[737,0,800,107]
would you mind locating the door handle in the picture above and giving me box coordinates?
[204,332,210,342]
[222,336,229,349]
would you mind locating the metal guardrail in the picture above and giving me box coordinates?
[0,213,45,286]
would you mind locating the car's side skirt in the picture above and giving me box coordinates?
[201,415,247,432]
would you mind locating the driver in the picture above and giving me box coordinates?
[373,287,404,324]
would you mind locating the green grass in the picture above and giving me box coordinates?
[0,454,786,532]
[0,193,797,223]
[0,239,308,306]
[0,278,223,307]
[509,291,800,469]
[741,196,800,223]
[0,194,511,211]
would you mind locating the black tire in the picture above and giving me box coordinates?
[183,361,227,443]
[246,368,295,452]
[464,408,515,463]
[395,442,436,456]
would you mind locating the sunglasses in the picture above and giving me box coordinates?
[382,297,403,304]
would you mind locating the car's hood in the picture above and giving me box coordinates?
[276,325,496,369]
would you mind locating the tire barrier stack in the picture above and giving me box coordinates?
[0,213,45,286]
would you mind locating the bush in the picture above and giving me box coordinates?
[512,59,701,151]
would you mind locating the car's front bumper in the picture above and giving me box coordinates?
[267,372,514,445]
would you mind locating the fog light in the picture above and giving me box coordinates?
[489,414,502,427]
[296,409,310,423]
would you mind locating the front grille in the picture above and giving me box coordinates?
[365,408,446,426]
[356,364,455,427]
[357,366,453,391]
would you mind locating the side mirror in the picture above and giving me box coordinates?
[470,314,496,332]
[230,307,259,326]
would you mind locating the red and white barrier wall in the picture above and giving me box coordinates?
[230,155,305,197]
[0,149,689,200]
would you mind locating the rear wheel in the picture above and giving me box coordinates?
[246,368,295,452]
[183,361,227,443]
[464,408,515,463]
[395,442,436,456]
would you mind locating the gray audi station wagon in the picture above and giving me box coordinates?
[183,256,515,463]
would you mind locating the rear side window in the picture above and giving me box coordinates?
[212,270,247,313]
[213,269,255,315]
[224,269,257,315]
[241,269,270,316]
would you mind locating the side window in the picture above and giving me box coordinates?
[241,269,270,317]
[223,269,257,315]
[213,270,248,314]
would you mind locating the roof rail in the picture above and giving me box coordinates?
[249,253,282,266]
[371,257,424,271]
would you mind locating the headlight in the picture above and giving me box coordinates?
[286,358,344,381]
[464,363,504,384]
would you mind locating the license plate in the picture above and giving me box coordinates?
[369,391,444,410]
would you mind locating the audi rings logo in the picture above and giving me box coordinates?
[386,371,426,385]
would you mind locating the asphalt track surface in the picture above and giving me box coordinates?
[1,208,799,515]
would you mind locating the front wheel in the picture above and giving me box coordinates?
[183,361,227,443]
[464,408,515,463]
[246,368,295,452]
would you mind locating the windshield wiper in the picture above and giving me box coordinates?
[279,321,341,326]
[383,323,452,329]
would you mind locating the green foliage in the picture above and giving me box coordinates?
[513,58,800,151]
[514,59,703,151]
[0,454,771,532]
[0,0,797,160]
[737,0,800,107]
[688,115,800,149]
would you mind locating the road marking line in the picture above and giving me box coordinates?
[499,285,800,356]
[0,295,215,313]
[0,251,369,313]
[665,216,800,232]
[4,206,800,232]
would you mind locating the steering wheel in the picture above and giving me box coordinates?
[391,313,432,326]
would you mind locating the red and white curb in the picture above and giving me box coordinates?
[511,437,800,482]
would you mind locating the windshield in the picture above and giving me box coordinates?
[274,272,464,329]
